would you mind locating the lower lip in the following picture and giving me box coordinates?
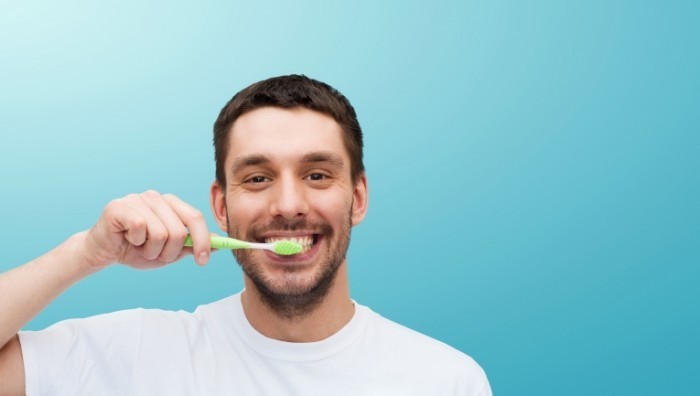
[263,235,323,263]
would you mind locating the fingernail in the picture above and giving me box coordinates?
[198,251,209,265]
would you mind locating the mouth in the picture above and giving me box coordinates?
[263,234,320,255]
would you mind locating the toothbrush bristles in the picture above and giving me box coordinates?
[272,241,303,255]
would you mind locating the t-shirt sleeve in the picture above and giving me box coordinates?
[455,355,492,396]
[18,309,145,395]
[474,379,493,396]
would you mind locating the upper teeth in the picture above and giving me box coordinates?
[265,236,314,247]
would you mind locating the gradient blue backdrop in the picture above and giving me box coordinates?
[1,1,698,394]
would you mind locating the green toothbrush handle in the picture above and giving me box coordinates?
[184,235,252,250]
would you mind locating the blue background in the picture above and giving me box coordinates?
[1,1,698,394]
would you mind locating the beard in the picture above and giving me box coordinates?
[227,206,352,319]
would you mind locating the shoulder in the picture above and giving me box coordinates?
[357,304,490,393]
[362,305,475,361]
[20,294,238,346]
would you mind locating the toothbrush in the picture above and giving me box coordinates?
[184,235,303,256]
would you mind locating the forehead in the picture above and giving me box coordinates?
[227,107,347,166]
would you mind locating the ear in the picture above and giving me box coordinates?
[351,172,369,226]
[210,180,229,232]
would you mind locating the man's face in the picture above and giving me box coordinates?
[211,107,367,316]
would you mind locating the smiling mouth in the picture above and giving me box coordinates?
[264,235,319,254]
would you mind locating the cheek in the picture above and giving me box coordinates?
[310,192,353,222]
[226,192,268,227]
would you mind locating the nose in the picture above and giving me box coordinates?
[268,174,309,220]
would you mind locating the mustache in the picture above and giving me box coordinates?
[246,218,333,240]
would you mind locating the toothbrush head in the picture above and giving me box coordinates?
[272,240,303,255]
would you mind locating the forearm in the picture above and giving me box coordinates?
[0,231,98,348]
[0,191,212,350]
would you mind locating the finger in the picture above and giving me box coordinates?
[163,194,210,265]
[140,191,189,263]
[104,198,148,247]
[125,198,170,261]
[174,247,194,263]
[166,246,214,267]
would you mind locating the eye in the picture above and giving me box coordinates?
[306,173,326,181]
[303,172,333,188]
[244,175,271,184]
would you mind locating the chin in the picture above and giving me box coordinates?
[242,252,343,317]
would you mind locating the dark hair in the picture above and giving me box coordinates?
[213,75,364,186]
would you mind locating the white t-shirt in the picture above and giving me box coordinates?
[19,293,491,395]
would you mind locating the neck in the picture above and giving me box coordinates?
[241,261,354,342]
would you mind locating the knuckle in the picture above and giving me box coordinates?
[188,210,205,222]
[143,189,161,199]
[131,218,147,230]
[171,229,188,242]
[157,253,175,264]
[149,230,168,243]
[144,250,161,261]
[104,199,122,214]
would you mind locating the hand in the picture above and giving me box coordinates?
[81,190,211,271]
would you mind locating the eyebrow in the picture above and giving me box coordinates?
[231,154,271,175]
[300,151,345,168]
[230,151,345,175]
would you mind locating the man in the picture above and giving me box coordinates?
[0,75,491,395]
